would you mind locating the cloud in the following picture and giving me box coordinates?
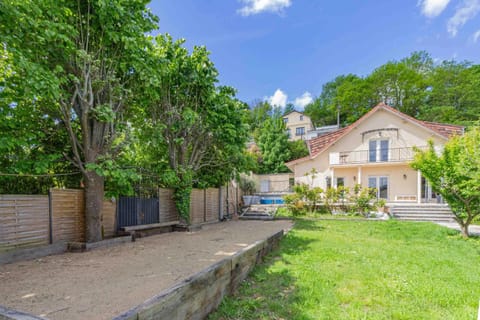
[419,0,451,17]
[238,0,292,16]
[473,29,480,42]
[294,92,313,109]
[447,0,480,36]
[268,89,288,107]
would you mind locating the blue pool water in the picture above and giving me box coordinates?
[260,197,285,204]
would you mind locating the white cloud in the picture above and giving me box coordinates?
[268,89,288,107]
[419,0,451,17]
[447,0,480,36]
[238,0,292,16]
[473,29,480,42]
[294,92,313,109]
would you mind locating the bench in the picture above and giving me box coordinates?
[120,221,180,239]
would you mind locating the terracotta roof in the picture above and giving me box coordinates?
[419,121,464,138]
[285,102,464,168]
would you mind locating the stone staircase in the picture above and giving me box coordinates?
[390,204,456,222]
[239,204,279,221]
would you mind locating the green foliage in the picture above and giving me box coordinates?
[411,128,480,237]
[286,140,309,162]
[304,51,480,127]
[256,115,291,173]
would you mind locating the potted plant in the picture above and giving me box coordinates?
[240,176,258,205]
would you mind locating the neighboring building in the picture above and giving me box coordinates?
[283,111,314,141]
[286,103,464,204]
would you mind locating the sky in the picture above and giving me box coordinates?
[149,0,480,109]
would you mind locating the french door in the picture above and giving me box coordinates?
[368,176,389,199]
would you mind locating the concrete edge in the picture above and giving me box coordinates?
[0,305,47,320]
[0,243,67,265]
[112,228,286,320]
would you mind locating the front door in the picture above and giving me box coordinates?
[368,176,389,199]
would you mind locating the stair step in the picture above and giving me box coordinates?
[239,215,274,221]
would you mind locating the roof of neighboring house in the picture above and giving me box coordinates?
[285,102,464,168]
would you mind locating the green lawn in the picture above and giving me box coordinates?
[209,219,480,320]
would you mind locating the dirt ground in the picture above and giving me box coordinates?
[0,220,292,320]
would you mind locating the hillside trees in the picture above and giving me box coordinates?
[304,51,479,127]
[132,35,250,222]
[0,0,158,242]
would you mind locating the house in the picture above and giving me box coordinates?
[286,103,464,204]
[283,111,314,141]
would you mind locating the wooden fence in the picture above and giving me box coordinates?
[0,183,240,252]
[0,195,50,252]
[0,189,116,252]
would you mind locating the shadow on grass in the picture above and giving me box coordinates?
[209,232,318,320]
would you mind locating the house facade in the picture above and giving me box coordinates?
[283,111,314,141]
[286,103,463,204]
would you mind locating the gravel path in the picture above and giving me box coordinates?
[0,220,293,320]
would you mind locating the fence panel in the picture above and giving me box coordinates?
[158,189,179,223]
[102,200,116,238]
[117,197,159,229]
[205,188,219,223]
[0,195,49,252]
[190,189,205,225]
[50,189,85,243]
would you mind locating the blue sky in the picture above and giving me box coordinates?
[149,0,480,109]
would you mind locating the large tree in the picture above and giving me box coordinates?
[1,0,158,242]
[256,115,291,173]
[132,35,250,222]
[411,128,480,238]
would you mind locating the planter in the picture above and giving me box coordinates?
[242,195,260,205]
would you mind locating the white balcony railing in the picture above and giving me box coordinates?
[329,146,430,165]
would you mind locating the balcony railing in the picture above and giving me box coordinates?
[329,146,429,165]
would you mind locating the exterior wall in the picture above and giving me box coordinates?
[283,111,314,141]
[251,173,294,193]
[327,109,444,156]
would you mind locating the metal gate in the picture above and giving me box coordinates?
[117,196,159,229]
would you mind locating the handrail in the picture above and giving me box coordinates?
[330,146,428,165]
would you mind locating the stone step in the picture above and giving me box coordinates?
[392,208,453,213]
[391,205,455,222]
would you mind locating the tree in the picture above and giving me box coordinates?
[256,115,291,173]
[287,140,309,162]
[411,128,480,237]
[1,0,158,242]
[133,35,249,222]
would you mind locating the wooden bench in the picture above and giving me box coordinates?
[120,221,180,240]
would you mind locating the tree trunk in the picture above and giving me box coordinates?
[84,170,104,242]
[459,221,470,238]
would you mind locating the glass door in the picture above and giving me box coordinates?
[421,177,437,203]
[368,176,389,199]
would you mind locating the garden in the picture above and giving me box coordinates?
[209,219,480,320]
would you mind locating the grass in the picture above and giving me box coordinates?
[209,219,480,320]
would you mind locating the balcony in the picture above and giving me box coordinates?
[329,147,429,166]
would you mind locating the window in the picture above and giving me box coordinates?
[368,176,389,199]
[283,117,288,123]
[326,176,332,189]
[300,115,304,121]
[336,177,345,187]
[286,128,291,138]
[369,139,389,162]
[296,127,305,136]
